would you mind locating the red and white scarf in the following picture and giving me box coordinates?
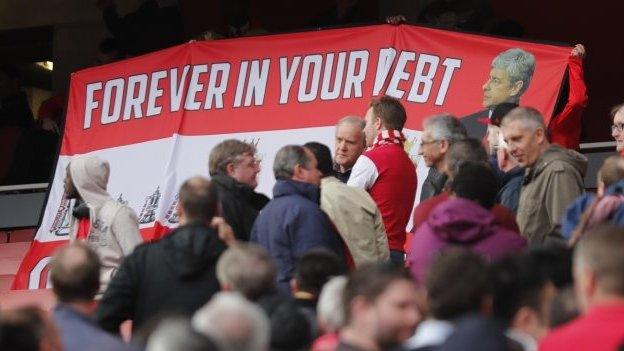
[371,129,406,149]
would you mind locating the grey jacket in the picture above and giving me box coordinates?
[517,144,587,243]
[68,156,142,292]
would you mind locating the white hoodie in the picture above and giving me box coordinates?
[68,156,142,292]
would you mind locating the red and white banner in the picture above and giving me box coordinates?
[13,24,571,289]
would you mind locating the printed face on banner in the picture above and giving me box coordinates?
[482,68,518,107]
[335,122,366,171]
[481,48,535,109]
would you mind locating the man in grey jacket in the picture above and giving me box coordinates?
[501,107,587,243]
[64,155,142,292]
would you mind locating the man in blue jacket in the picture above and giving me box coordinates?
[251,144,346,295]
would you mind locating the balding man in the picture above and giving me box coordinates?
[51,243,137,351]
[333,116,368,183]
[97,176,232,334]
[540,225,624,351]
[501,107,587,243]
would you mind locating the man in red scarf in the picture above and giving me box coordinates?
[347,96,417,266]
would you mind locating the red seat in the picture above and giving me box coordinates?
[0,242,32,275]
[0,288,56,311]
[0,274,14,293]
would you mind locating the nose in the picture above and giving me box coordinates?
[613,128,619,139]
[482,79,489,91]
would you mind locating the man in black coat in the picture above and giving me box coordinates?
[209,139,269,241]
[96,176,234,334]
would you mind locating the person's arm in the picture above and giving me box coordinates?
[372,206,390,262]
[347,155,378,190]
[111,207,143,256]
[545,163,585,226]
[96,251,140,334]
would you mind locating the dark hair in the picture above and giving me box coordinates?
[209,139,257,176]
[445,138,489,178]
[491,253,551,327]
[426,249,490,320]
[343,263,413,323]
[369,96,407,131]
[303,142,332,177]
[179,176,218,223]
[490,102,519,127]
[451,162,498,209]
[269,302,312,351]
[295,249,345,296]
[273,145,312,180]
[0,307,48,351]
[50,243,101,302]
[526,244,573,288]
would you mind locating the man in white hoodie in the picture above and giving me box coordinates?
[64,155,142,292]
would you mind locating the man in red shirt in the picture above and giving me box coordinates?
[348,96,417,266]
[540,225,624,351]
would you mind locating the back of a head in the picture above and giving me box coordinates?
[422,114,467,143]
[491,253,551,327]
[273,145,310,180]
[450,162,498,209]
[216,243,277,300]
[303,142,333,178]
[575,224,624,297]
[295,248,345,296]
[50,242,101,303]
[526,244,573,288]
[445,138,488,178]
[317,276,348,333]
[426,249,490,321]
[369,96,407,131]
[599,156,624,189]
[269,301,312,351]
[500,106,545,131]
[193,292,270,351]
[0,307,58,351]
[343,263,413,323]
[209,139,257,176]
[146,317,219,351]
[178,176,218,224]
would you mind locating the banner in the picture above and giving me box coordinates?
[13,24,571,289]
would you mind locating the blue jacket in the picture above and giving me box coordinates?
[561,180,624,238]
[496,166,524,215]
[251,180,345,295]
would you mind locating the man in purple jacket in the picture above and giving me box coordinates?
[408,162,526,283]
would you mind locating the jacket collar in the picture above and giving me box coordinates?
[211,174,255,196]
[273,179,320,203]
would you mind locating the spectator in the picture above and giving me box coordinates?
[611,103,624,155]
[418,114,467,202]
[146,317,219,351]
[305,141,389,266]
[348,96,417,266]
[64,155,142,292]
[408,162,525,283]
[540,225,624,351]
[251,145,345,295]
[312,276,348,351]
[97,176,230,334]
[338,263,420,351]
[405,249,491,351]
[193,292,271,351]
[333,116,367,183]
[50,242,138,351]
[409,138,520,249]
[491,253,556,351]
[501,107,587,243]
[562,156,624,242]
[548,44,589,150]
[209,139,269,241]
[268,301,314,351]
[437,314,509,351]
[292,248,346,335]
[0,306,62,351]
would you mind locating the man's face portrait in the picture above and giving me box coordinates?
[482,67,523,108]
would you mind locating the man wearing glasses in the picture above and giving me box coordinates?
[610,104,624,155]
[501,107,587,243]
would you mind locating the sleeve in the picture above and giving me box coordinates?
[548,56,588,149]
[96,251,140,334]
[112,207,143,256]
[372,206,390,262]
[347,155,378,190]
[545,164,585,226]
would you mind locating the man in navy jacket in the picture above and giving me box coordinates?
[251,144,345,295]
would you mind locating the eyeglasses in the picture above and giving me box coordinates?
[612,123,624,133]
[419,139,441,147]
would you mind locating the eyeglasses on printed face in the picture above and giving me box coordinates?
[612,123,624,133]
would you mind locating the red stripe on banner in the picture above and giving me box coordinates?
[60,24,570,155]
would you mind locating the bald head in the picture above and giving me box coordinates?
[179,176,218,225]
[50,242,101,302]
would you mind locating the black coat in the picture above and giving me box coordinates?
[96,224,227,334]
[211,174,269,241]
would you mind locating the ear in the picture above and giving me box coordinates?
[176,202,185,222]
[535,127,546,144]
[292,163,305,181]
[439,139,450,154]
[374,117,383,130]
[510,80,524,97]
[290,278,298,294]
[220,282,233,292]
[226,162,237,177]
[511,306,536,330]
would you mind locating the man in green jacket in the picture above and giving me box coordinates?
[501,107,587,243]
